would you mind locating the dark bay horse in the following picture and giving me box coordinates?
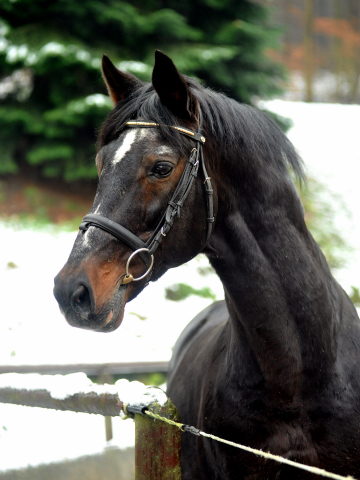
[54,50,360,479]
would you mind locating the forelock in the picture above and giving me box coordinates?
[97,83,191,156]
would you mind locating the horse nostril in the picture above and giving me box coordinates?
[71,284,91,314]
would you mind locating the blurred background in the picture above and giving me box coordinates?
[0,0,359,478]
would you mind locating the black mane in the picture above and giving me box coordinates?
[98,78,305,183]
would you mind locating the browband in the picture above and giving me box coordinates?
[126,121,206,144]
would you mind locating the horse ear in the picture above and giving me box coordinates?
[101,54,142,105]
[152,50,197,120]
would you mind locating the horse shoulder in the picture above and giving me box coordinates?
[167,301,228,414]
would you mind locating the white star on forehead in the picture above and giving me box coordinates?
[112,127,176,166]
[112,129,138,165]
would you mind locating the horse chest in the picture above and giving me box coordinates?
[193,381,360,479]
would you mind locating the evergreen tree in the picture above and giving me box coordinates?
[0,0,285,182]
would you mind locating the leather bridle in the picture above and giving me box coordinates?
[79,116,214,284]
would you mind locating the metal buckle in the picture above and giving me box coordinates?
[121,248,154,285]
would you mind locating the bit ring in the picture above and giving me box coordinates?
[124,248,154,283]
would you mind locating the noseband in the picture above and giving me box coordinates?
[79,117,214,284]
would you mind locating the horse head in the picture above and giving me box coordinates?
[53,51,216,332]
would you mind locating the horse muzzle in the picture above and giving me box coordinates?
[53,269,129,333]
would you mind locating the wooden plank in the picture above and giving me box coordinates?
[0,386,123,416]
[0,361,169,376]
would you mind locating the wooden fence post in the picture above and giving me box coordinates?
[0,376,182,479]
[134,397,181,480]
[99,370,115,442]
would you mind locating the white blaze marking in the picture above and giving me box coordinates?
[78,128,175,253]
[82,227,93,248]
[113,129,137,165]
[79,131,139,250]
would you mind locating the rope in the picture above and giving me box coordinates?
[144,410,356,480]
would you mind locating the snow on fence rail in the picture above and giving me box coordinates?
[0,361,169,376]
[0,373,181,480]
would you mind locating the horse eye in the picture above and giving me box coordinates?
[152,162,173,178]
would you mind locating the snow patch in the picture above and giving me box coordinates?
[115,379,168,418]
[50,373,116,400]
[40,42,66,56]
[0,372,117,400]
[118,60,149,75]
[0,374,168,412]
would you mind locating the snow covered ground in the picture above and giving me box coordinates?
[0,100,359,471]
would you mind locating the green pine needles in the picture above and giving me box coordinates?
[0,0,285,182]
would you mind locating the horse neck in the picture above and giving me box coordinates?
[207,165,339,399]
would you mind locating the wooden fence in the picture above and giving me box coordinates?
[1,372,355,480]
[0,361,169,376]
[0,373,180,480]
